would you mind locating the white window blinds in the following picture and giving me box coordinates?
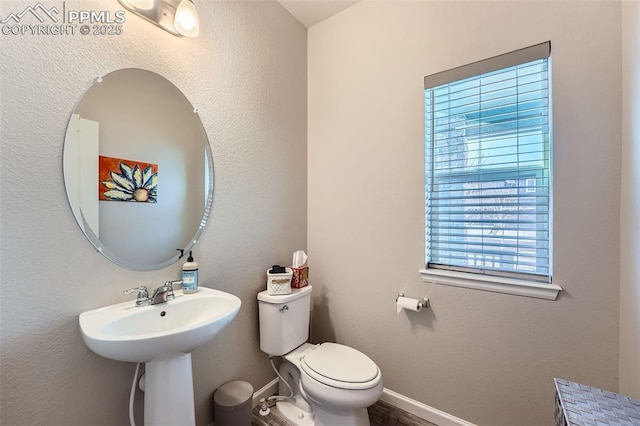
[424,42,552,282]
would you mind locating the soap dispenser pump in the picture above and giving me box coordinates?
[181,251,199,294]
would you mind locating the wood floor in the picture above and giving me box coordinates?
[251,399,437,426]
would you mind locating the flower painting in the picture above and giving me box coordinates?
[99,156,158,203]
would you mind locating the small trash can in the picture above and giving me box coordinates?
[213,380,253,426]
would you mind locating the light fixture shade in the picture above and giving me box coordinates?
[174,0,199,38]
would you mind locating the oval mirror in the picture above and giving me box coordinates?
[63,68,213,271]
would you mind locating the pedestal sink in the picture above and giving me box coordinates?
[79,287,241,425]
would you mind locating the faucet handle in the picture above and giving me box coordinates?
[162,281,182,301]
[123,286,150,307]
[123,285,148,295]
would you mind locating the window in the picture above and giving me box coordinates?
[423,42,559,298]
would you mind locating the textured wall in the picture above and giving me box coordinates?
[308,1,621,425]
[0,1,306,425]
[620,0,640,399]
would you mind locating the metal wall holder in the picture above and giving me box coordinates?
[396,293,430,309]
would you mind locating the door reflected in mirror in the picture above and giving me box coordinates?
[63,68,213,271]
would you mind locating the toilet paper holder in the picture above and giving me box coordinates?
[396,293,430,309]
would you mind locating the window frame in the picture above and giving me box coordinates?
[421,42,561,300]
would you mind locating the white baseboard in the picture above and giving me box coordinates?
[380,388,476,426]
[252,377,279,408]
[252,380,475,426]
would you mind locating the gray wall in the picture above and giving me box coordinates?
[0,1,306,425]
[308,1,621,425]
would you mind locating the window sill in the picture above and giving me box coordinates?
[419,268,562,300]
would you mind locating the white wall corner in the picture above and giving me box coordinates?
[620,0,640,399]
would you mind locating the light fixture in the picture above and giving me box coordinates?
[118,0,200,38]
[124,0,154,11]
[174,0,199,37]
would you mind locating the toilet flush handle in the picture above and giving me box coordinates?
[279,305,289,313]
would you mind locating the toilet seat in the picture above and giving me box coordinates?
[300,343,381,390]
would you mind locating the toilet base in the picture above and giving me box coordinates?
[276,400,314,426]
[276,398,371,426]
[314,405,370,426]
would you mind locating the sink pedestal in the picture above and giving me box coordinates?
[145,353,195,425]
[79,287,242,424]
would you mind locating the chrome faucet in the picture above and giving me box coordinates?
[123,280,182,307]
[150,281,177,304]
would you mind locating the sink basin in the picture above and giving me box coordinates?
[79,287,241,362]
[79,287,241,425]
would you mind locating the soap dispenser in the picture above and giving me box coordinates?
[181,251,199,294]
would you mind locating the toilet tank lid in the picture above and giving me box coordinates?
[257,286,312,303]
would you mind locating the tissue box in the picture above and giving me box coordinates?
[267,268,292,295]
[290,266,309,288]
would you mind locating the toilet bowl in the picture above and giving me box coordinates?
[257,287,383,426]
[275,343,383,426]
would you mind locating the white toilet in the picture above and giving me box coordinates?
[257,286,383,426]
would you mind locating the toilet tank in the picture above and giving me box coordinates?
[257,286,312,356]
